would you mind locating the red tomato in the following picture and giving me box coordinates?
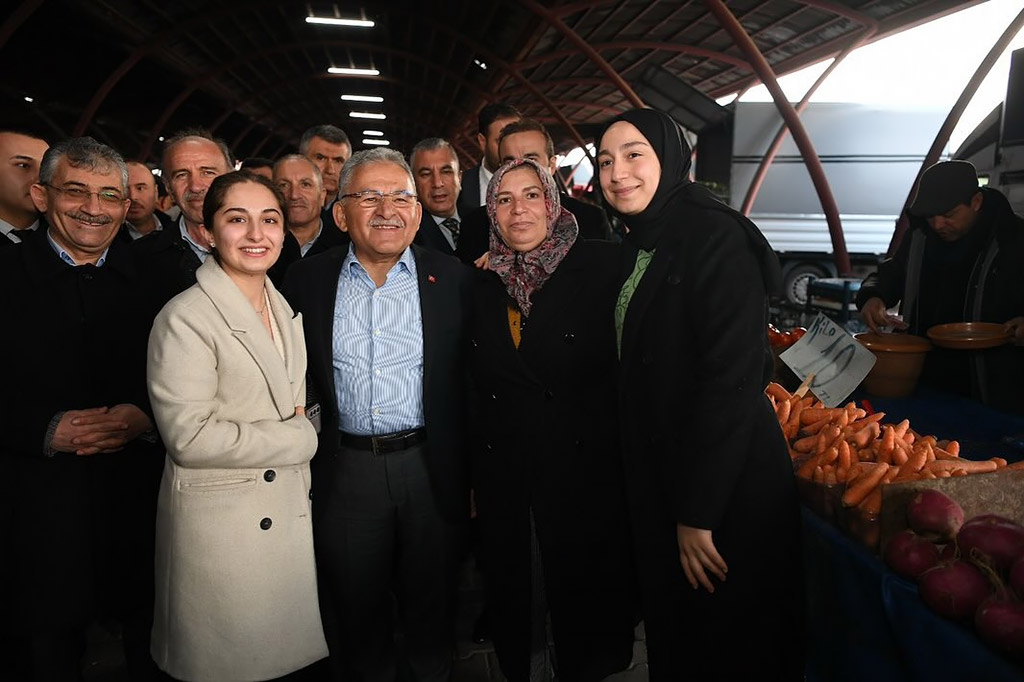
[767,324,784,347]
[789,327,807,342]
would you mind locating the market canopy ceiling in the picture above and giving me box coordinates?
[0,0,980,164]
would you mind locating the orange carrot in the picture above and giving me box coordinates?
[793,434,819,454]
[1007,460,1024,471]
[819,446,839,466]
[847,412,885,431]
[952,469,968,476]
[842,463,890,508]
[920,468,937,479]
[892,446,909,466]
[801,407,843,425]
[905,443,930,472]
[992,457,1008,468]
[926,459,999,474]
[812,466,825,483]
[766,382,791,402]
[859,486,883,515]
[947,440,961,456]
[776,399,791,426]
[796,455,818,479]
[838,440,852,470]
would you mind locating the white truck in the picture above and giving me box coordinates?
[727,101,949,305]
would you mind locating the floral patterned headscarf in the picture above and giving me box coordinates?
[485,158,579,316]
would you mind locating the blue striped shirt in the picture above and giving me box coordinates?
[333,244,424,435]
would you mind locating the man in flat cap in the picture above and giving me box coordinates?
[857,160,1024,412]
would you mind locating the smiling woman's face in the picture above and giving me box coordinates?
[494,166,548,252]
[597,120,662,216]
[210,181,285,281]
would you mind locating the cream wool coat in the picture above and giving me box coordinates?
[147,258,327,682]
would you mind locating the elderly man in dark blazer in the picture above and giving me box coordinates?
[0,137,162,680]
[285,147,472,682]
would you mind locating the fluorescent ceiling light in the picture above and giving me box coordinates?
[350,112,386,119]
[363,139,390,146]
[363,130,385,136]
[474,59,488,70]
[341,94,384,103]
[328,67,380,76]
[306,17,374,28]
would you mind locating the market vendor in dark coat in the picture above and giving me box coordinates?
[856,160,1024,413]
[596,109,803,681]
[0,137,162,679]
[469,158,636,682]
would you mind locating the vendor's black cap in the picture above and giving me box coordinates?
[909,161,980,217]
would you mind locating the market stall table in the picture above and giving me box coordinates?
[803,388,1024,681]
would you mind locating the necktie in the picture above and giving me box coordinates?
[442,217,460,247]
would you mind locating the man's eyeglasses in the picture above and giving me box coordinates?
[340,189,417,209]
[44,183,125,206]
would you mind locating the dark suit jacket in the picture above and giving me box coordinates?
[412,209,458,257]
[468,240,635,680]
[456,193,613,265]
[0,233,162,630]
[456,165,482,220]
[283,244,473,523]
[115,210,177,245]
[132,220,203,317]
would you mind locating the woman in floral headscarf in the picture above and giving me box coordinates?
[468,158,637,682]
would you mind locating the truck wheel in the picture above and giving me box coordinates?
[782,263,828,306]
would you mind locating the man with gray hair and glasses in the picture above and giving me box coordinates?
[285,147,472,682]
[0,137,163,679]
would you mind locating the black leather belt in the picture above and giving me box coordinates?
[339,428,426,456]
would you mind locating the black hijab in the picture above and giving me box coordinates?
[597,108,782,294]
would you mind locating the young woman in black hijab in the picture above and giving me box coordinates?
[597,108,804,681]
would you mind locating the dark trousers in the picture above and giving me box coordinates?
[314,442,462,682]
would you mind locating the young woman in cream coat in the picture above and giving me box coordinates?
[147,172,327,682]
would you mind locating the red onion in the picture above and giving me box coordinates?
[884,530,940,580]
[975,597,1024,658]
[918,560,992,620]
[906,490,964,542]
[957,516,1024,573]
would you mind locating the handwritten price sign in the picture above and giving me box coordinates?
[779,313,876,407]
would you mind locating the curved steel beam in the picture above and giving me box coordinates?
[888,4,1024,255]
[518,0,643,108]
[517,40,750,71]
[0,0,43,51]
[73,0,289,136]
[248,132,276,158]
[139,41,491,159]
[740,27,875,215]
[704,0,850,275]
[423,18,596,163]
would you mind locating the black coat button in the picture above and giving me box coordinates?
[263,469,276,482]
[259,517,272,530]
[308,490,313,500]
[563,332,575,344]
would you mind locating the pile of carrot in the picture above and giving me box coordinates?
[765,382,1020,517]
